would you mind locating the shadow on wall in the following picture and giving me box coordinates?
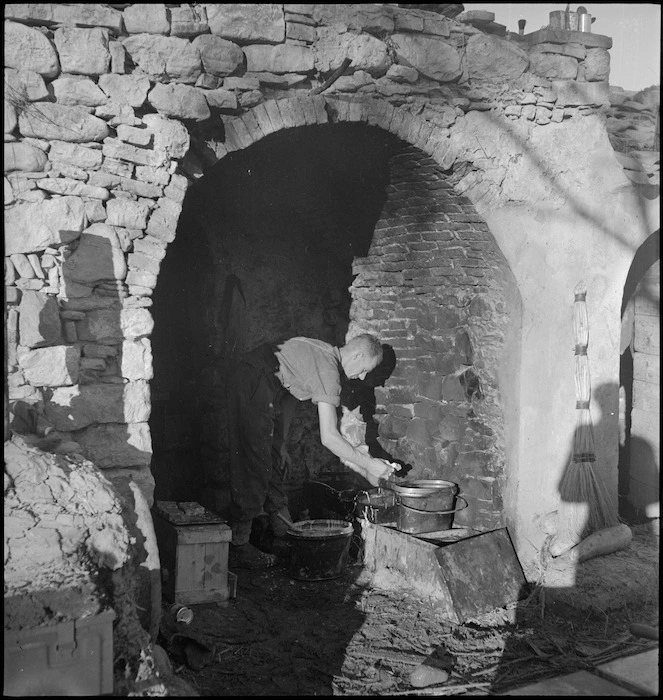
[340,343,413,478]
[554,382,620,549]
[10,229,161,650]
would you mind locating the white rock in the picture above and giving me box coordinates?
[4,21,60,79]
[5,196,85,255]
[53,27,111,76]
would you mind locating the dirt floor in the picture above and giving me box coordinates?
[157,522,659,697]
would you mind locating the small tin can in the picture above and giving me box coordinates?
[169,603,194,624]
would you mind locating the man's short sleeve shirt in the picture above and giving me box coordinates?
[275,338,342,406]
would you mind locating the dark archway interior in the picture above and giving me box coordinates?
[618,230,661,522]
[150,124,405,504]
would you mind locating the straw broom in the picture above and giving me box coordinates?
[550,283,619,557]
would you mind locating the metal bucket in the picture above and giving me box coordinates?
[287,519,353,581]
[578,12,593,32]
[354,487,398,525]
[392,480,467,534]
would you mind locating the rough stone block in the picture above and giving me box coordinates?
[204,3,285,44]
[145,197,182,243]
[50,76,109,107]
[98,74,151,107]
[106,198,150,229]
[148,83,210,122]
[62,224,127,284]
[10,254,35,279]
[4,21,60,79]
[205,88,237,110]
[109,41,126,73]
[525,28,612,50]
[54,27,111,76]
[122,35,202,84]
[18,290,63,348]
[75,422,152,468]
[552,79,610,107]
[5,196,85,255]
[142,113,191,161]
[116,124,152,147]
[4,142,48,173]
[102,138,163,167]
[244,43,315,74]
[132,235,167,261]
[19,103,109,142]
[529,52,578,80]
[5,68,50,103]
[36,177,109,200]
[277,97,307,128]
[391,33,461,82]
[583,47,610,82]
[123,3,170,35]
[125,269,157,289]
[191,35,244,77]
[45,381,151,431]
[18,345,80,386]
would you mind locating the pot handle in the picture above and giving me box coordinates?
[397,495,468,515]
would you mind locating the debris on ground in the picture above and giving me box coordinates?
[163,523,658,696]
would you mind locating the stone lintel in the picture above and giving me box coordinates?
[524,28,612,49]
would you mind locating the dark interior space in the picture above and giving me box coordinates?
[149,123,406,510]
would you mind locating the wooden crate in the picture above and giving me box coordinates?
[152,502,232,605]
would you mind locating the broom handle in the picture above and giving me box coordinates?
[572,282,594,458]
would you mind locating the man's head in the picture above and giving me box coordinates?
[340,334,383,381]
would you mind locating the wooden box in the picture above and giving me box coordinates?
[152,501,232,605]
[4,610,115,696]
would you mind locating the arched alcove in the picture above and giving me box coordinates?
[149,109,522,532]
[619,230,660,523]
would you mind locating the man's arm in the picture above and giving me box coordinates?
[317,402,395,486]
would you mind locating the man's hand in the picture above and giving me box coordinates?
[279,444,292,480]
[366,457,398,483]
[343,452,397,486]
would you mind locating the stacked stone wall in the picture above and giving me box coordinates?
[4,3,619,507]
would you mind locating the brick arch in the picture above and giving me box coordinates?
[185,95,521,530]
[215,95,462,176]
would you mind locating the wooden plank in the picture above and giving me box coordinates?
[634,294,660,316]
[595,649,659,696]
[361,521,460,622]
[176,543,206,596]
[633,352,659,384]
[202,542,227,591]
[633,315,660,354]
[176,524,232,545]
[152,514,178,602]
[433,528,526,623]
[630,407,661,443]
[499,669,638,696]
[632,379,660,413]
[629,432,660,478]
[176,586,229,604]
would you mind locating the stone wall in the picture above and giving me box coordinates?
[4,3,659,575]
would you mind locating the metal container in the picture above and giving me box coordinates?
[549,10,579,31]
[391,480,466,534]
[354,487,398,525]
[169,603,194,624]
[578,11,593,32]
[287,519,353,581]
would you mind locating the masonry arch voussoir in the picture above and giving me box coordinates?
[216,95,462,174]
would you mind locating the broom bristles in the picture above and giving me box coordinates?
[555,457,620,549]
[553,282,619,553]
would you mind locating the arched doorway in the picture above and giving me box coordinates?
[148,104,521,536]
[619,230,660,523]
